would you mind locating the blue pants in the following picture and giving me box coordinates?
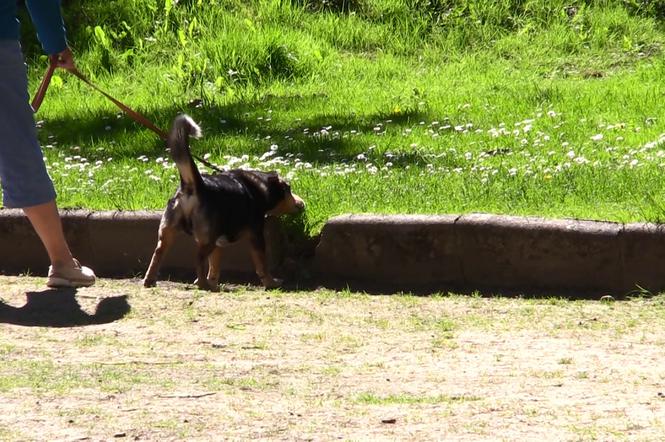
[0,40,56,208]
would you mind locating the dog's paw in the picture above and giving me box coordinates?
[194,278,217,292]
[207,279,220,293]
[143,278,156,288]
[261,276,283,290]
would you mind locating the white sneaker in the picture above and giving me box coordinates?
[47,258,96,288]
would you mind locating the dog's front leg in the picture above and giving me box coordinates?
[206,247,223,292]
[248,232,282,289]
[143,222,177,287]
[195,243,216,291]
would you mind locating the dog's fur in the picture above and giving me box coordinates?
[143,114,305,290]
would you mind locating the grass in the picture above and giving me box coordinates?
[10,1,665,235]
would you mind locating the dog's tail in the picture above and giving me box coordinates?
[168,114,204,193]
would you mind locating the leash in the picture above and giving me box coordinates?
[31,59,224,173]
[32,60,168,140]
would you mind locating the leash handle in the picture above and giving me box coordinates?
[31,61,56,113]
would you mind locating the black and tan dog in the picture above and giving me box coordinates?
[143,114,305,291]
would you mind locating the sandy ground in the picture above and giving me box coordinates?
[1,275,665,441]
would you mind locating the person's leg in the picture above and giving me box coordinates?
[0,40,95,287]
[23,201,95,287]
[22,200,73,268]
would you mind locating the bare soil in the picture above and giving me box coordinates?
[1,275,665,441]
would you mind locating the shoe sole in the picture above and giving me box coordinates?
[46,277,96,288]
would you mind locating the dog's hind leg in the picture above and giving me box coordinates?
[143,222,177,288]
[206,247,223,292]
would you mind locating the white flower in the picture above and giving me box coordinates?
[591,134,604,141]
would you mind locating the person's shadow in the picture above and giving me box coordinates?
[0,288,130,327]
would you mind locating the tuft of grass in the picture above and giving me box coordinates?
[204,375,276,392]
[0,343,16,355]
[356,392,482,405]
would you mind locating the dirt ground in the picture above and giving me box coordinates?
[1,275,665,441]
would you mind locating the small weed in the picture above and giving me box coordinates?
[0,343,16,355]
[301,332,327,342]
[355,392,482,405]
[533,370,565,379]
[205,376,275,392]
[75,334,120,348]
[576,371,589,379]
[322,365,342,376]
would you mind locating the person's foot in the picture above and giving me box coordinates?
[46,258,96,288]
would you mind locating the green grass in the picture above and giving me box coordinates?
[12,0,665,235]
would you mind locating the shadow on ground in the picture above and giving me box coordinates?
[0,289,131,327]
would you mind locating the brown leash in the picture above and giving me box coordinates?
[32,60,224,172]
[30,60,56,114]
[32,61,168,140]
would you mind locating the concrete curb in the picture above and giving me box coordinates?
[2,210,664,295]
[313,214,665,295]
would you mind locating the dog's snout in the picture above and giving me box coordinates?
[292,193,305,212]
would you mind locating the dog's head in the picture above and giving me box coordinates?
[265,173,305,217]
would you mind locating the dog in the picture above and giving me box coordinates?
[143,114,305,291]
